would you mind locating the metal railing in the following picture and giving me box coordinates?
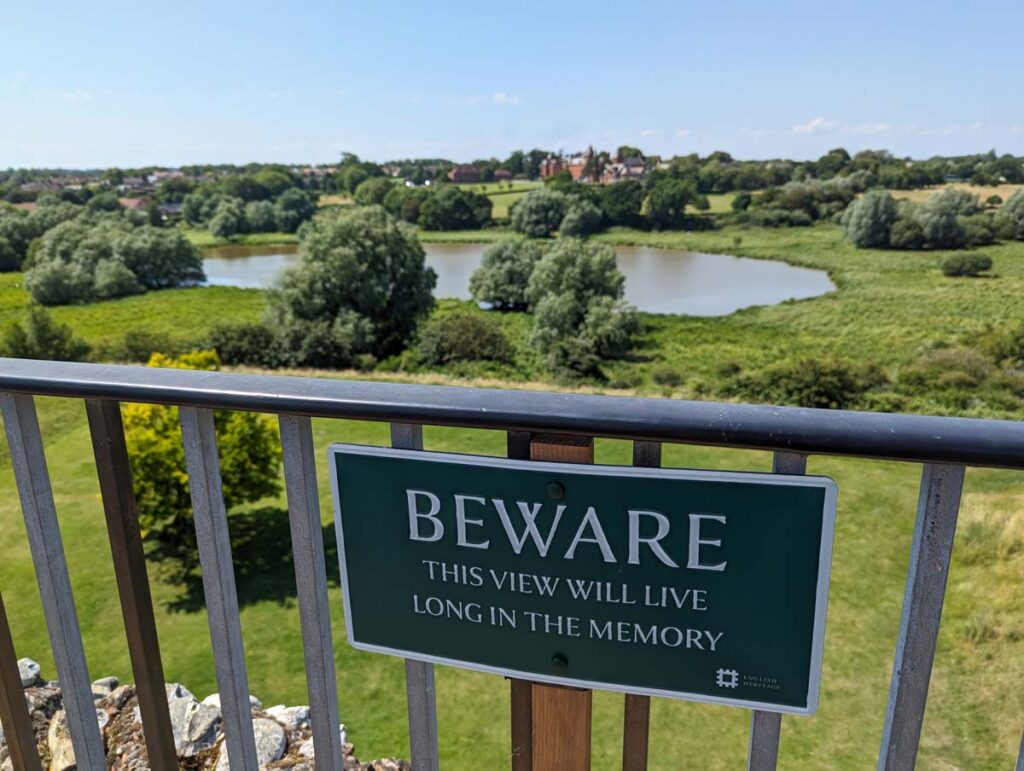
[0,357,1022,770]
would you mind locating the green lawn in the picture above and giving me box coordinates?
[181,227,299,249]
[0,399,1020,769]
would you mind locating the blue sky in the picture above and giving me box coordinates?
[2,0,1022,168]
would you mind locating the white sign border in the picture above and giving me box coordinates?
[328,443,838,715]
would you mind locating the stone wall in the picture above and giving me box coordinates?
[1,658,411,771]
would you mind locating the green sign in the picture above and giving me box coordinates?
[329,445,837,714]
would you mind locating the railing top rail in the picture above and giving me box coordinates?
[1,357,1022,469]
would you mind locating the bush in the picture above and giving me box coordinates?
[268,206,436,366]
[414,313,514,365]
[995,188,1024,240]
[731,357,884,409]
[418,187,492,231]
[959,214,996,246]
[353,177,395,206]
[209,322,285,368]
[980,322,1024,368]
[559,200,605,237]
[244,200,277,232]
[841,190,897,248]
[0,304,91,361]
[527,238,638,374]
[510,190,568,238]
[940,252,992,277]
[93,259,144,299]
[651,365,683,387]
[24,259,96,304]
[599,181,645,227]
[888,214,925,249]
[209,199,243,239]
[123,351,281,554]
[468,238,542,310]
[274,188,317,233]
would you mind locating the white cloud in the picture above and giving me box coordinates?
[792,116,839,134]
[640,129,659,137]
[491,91,520,107]
[62,88,93,104]
[674,128,692,138]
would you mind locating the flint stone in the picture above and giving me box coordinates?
[165,682,194,701]
[168,697,221,756]
[297,725,348,759]
[215,717,285,770]
[265,704,310,729]
[92,676,119,698]
[17,658,40,688]
[202,692,262,710]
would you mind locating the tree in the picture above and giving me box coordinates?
[469,238,542,310]
[274,188,317,232]
[268,206,436,365]
[917,190,970,249]
[414,312,514,365]
[354,177,396,206]
[418,187,491,231]
[526,238,638,374]
[209,199,243,239]
[113,227,205,289]
[841,190,897,248]
[0,304,90,361]
[123,351,281,553]
[510,189,568,238]
[87,192,123,212]
[599,181,644,226]
[559,199,605,237]
[244,200,277,232]
[645,179,706,229]
[995,188,1024,240]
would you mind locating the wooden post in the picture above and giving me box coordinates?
[508,433,594,771]
[0,592,43,771]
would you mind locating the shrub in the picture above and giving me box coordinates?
[980,322,1024,368]
[732,357,884,409]
[418,187,492,231]
[123,351,281,553]
[888,214,925,249]
[274,188,317,233]
[353,177,395,206]
[209,199,243,239]
[559,200,605,237]
[599,180,644,226]
[841,190,897,248]
[527,238,638,374]
[24,260,95,304]
[994,187,1024,240]
[268,206,436,366]
[898,347,993,393]
[510,190,568,238]
[414,313,514,365]
[93,259,144,299]
[940,252,992,277]
[651,365,683,387]
[209,322,285,368]
[959,214,996,246]
[468,238,542,310]
[986,194,1003,207]
[243,200,277,232]
[0,304,91,361]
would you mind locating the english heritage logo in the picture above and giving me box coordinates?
[715,668,739,689]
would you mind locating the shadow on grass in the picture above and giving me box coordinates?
[157,506,341,614]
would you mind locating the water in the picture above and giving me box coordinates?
[202,242,834,316]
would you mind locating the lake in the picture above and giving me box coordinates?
[202,242,835,316]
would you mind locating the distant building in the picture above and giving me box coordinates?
[447,165,482,184]
[539,155,562,179]
[118,197,148,210]
[601,157,647,184]
[12,202,37,212]
[494,169,513,183]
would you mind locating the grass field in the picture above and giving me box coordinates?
[1,222,1022,767]
[891,182,1022,205]
[181,227,299,249]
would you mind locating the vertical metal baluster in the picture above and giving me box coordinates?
[279,414,344,771]
[179,406,258,770]
[507,431,534,771]
[0,591,43,771]
[390,422,440,771]
[878,463,965,771]
[1016,729,1024,771]
[747,451,807,771]
[621,440,660,771]
[0,393,106,770]
[85,399,177,770]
